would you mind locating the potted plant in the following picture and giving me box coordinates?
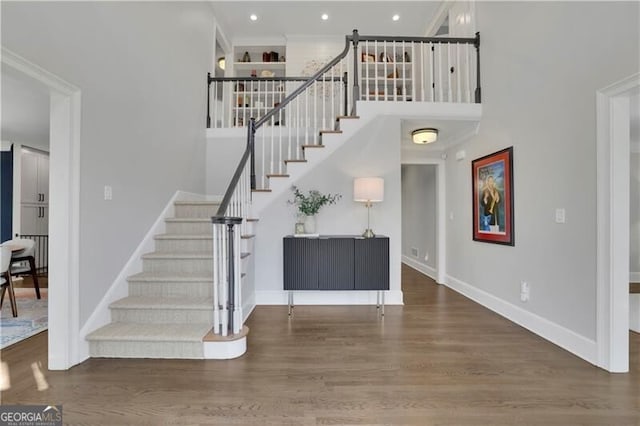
[289,186,341,234]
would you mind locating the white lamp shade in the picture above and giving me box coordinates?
[354,177,384,202]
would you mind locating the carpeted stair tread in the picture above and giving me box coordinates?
[165,217,212,223]
[110,296,213,310]
[174,200,221,206]
[127,272,213,282]
[142,252,212,259]
[87,322,212,342]
[155,234,213,240]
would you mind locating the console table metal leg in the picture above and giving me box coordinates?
[288,291,294,316]
[381,291,385,316]
[376,291,380,310]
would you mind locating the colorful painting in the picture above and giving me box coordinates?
[472,147,514,245]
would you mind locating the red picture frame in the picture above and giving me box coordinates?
[472,147,514,246]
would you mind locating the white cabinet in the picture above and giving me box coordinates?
[21,150,49,204]
[229,45,288,127]
[20,149,49,236]
[232,45,286,78]
[20,205,48,235]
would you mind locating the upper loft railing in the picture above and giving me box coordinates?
[209,30,480,338]
[207,76,347,129]
[207,30,480,130]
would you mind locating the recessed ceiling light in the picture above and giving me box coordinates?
[321,13,329,21]
[392,14,400,21]
[250,14,258,21]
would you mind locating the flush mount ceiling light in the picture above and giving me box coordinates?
[217,57,226,70]
[250,14,258,21]
[412,128,438,144]
[392,14,400,21]
[321,13,329,20]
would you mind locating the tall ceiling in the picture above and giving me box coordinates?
[210,1,443,43]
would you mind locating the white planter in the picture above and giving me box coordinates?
[304,215,316,234]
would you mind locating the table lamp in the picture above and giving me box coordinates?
[353,177,384,238]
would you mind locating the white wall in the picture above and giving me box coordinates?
[1,69,50,152]
[631,151,640,328]
[444,1,639,343]
[631,152,640,281]
[1,2,215,325]
[402,165,437,272]
[253,117,402,304]
[206,133,246,196]
[285,36,345,76]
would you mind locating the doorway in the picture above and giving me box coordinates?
[2,48,81,370]
[629,94,639,339]
[596,73,640,373]
[1,68,51,348]
[401,160,446,286]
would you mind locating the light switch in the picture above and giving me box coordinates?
[104,185,113,201]
[555,208,565,224]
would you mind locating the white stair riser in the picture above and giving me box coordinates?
[166,221,212,235]
[89,341,203,359]
[111,307,214,324]
[247,221,257,235]
[242,238,255,254]
[143,257,212,274]
[155,238,213,252]
[174,204,220,218]
[128,281,213,298]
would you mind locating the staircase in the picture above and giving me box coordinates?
[87,200,252,359]
[86,30,481,360]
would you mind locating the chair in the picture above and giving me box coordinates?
[0,245,17,317]
[3,238,41,299]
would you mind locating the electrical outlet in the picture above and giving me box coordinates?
[424,252,429,262]
[555,208,566,224]
[411,247,418,257]
[104,185,113,201]
[520,281,530,302]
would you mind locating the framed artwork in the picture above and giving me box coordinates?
[472,147,514,246]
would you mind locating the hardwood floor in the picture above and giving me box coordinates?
[1,265,638,425]
[11,274,48,289]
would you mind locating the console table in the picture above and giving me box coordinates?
[283,235,389,315]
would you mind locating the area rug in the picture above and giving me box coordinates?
[0,288,48,349]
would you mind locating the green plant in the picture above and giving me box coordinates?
[289,186,341,216]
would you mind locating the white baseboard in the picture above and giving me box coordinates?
[77,190,200,361]
[203,336,247,359]
[445,274,597,365]
[630,272,640,283]
[243,292,256,322]
[255,290,403,305]
[402,255,437,281]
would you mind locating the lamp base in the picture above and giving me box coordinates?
[362,229,375,238]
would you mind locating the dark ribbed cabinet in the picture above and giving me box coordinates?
[283,236,389,291]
